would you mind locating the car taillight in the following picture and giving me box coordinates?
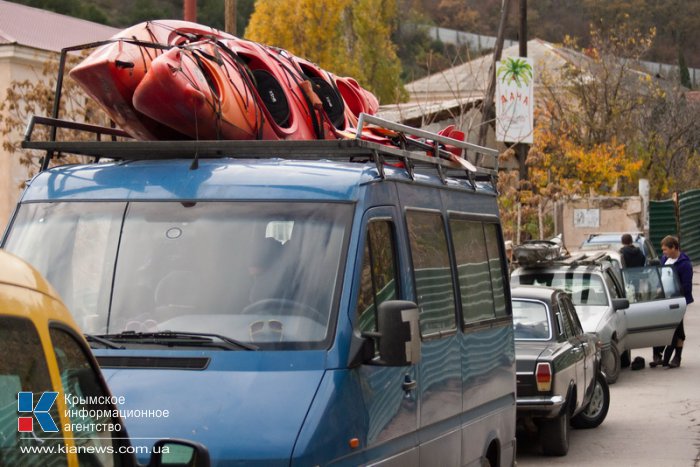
[535,362,552,392]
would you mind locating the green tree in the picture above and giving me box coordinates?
[678,49,691,88]
[245,0,406,103]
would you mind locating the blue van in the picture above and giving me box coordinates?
[4,115,516,466]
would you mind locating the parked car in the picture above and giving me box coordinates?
[0,250,209,467]
[3,114,516,466]
[579,232,660,265]
[511,252,686,384]
[512,286,609,456]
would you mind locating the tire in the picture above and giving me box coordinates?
[539,410,570,456]
[620,349,631,368]
[571,373,610,429]
[601,343,621,384]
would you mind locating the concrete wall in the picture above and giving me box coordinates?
[0,44,53,232]
[562,196,644,251]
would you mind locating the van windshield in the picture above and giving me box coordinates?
[4,201,351,349]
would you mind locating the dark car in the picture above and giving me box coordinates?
[512,286,610,456]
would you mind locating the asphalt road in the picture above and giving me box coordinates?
[516,266,700,467]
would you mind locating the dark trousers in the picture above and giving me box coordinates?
[653,320,685,362]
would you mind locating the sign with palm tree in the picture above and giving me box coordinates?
[495,56,534,144]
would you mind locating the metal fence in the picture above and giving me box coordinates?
[650,189,700,262]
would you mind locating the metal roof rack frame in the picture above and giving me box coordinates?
[21,41,501,189]
[516,251,613,269]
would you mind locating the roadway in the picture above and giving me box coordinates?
[516,266,700,467]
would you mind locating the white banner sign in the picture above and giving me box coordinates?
[495,56,534,144]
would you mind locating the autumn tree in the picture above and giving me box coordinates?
[0,56,109,183]
[245,0,406,103]
[499,20,662,241]
[635,89,700,197]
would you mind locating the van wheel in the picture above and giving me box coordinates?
[539,410,569,456]
[602,344,620,384]
[572,373,610,429]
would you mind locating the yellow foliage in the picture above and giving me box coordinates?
[245,0,406,103]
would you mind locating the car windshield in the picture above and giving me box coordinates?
[513,271,609,306]
[512,300,551,340]
[4,201,352,349]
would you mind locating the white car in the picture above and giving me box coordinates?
[511,255,686,384]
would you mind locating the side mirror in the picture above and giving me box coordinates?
[148,439,210,467]
[612,298,630,311]
[648,258,661,266]
[362,300,421,366]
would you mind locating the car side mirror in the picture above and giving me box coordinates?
[148,439,210,467]
[362,300,421,366]
[648,258,661,266]
[612,298,629,311]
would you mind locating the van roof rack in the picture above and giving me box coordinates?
[19,42,500,190]
[23,115,499,187]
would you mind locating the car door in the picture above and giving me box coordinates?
[353,208,419,466]
[556,296,587,410]
[621,265,686,349]
[562,294,596,392]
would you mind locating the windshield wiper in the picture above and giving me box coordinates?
[98,331,258,351]
[84,334,125,349]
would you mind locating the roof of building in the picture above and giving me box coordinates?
[405,38,578,103]
[0,0,118,53]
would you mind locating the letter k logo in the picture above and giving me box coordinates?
[18,392,59,433]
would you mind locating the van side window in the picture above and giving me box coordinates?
[449,219,496,323]
[0,317,66,466]
[484,223,509,317]
[50,327,121,466]
[406,210,457,335]
[355,220,398,333]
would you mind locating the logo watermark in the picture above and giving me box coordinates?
[17,392,58,433]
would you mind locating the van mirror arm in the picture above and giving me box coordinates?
[348,332,376,368]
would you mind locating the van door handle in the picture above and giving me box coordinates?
[670,304,680,309]
[402,375,417,392]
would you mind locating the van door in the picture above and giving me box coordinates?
[621,265,686,349]
[405,209,462,466]
[353,208,419,466]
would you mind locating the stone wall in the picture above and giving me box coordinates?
[562,196,644,251]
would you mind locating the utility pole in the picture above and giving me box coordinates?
[225,0,237,36]
[184,0,196,22]
[477,0,512,156]
[516,0,529,182]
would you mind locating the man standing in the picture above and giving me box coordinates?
[620,233,646,267]
[650,235,694,368]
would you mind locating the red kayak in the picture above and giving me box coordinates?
[71,19,381,142]
[132,41,263,141]
[69,20,235,140]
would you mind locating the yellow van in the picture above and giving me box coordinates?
[0,249,208,467]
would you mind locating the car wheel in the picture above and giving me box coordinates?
[620,349,631,368]
[602,344,621,384]
[571,373,610,429]
[539,410,570,456]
